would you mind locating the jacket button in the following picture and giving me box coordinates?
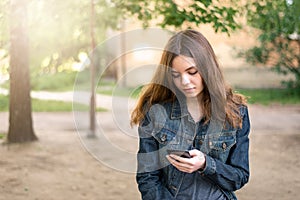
[161,134,167,142]
[222,142,227,149]
[198,140,203,145]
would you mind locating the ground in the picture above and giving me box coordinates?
[0,104,300,200]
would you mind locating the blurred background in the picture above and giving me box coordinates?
[0,1,299,117]
[0,0,299,199]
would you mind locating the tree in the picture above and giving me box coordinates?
[0,0,122,142]
[7,0,37,143]
[113,0,241,34]
[1,0,122,79]
[28,0,121,74]
[244,0,300,89]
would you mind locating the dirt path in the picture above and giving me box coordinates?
[1,104,300,200]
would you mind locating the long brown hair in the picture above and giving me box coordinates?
[131,30,246,128]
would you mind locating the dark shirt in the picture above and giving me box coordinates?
[176,172,227,199]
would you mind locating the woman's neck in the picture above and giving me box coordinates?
[186,97,203,122]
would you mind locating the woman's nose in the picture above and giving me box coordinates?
[181,74,190,85]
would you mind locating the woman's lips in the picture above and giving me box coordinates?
[183,87,195,93]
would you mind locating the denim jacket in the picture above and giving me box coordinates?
[136,100,250,200]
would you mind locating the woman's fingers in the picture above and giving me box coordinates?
[166,150,206,173]
[166,155,194,173]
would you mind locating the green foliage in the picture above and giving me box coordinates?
[236,88,300,105]
[244,0,300,89]
[0,0,122,77]
[113,0,241,34]
[28,0,121,75]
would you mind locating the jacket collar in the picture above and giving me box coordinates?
[170,99,189,119]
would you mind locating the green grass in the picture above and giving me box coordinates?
[1,72,140,97]
[29,71,141,98]
[125,86,300,105]
[0,94,8,111]
[31,72,77,91]
[0,133,5,139]
[98,85,300,105]
[1,88,299,112]
[97,84,143,98]
[236,88,300,105]
[123,86,300,105]
[0,95,107,112]
[1,72,78,91]
[5,72,299,106]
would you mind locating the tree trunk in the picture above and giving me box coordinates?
[7,0,37,143]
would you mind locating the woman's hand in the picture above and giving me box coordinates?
[166,149,206,173]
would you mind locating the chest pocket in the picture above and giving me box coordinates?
[152,126,181,168]
[153,127,178,145]
[153,127,179,149]
[209,131,236,163]
[197,130,237,163]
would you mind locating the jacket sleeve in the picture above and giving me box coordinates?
[199,106,251,191]
[136,110,174,200]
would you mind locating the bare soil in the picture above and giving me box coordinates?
[1,104,300,200]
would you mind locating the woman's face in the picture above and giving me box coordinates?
[171,55,204,99]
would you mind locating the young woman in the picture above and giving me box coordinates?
[131,30,250,200]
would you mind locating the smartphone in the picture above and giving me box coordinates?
[167,149,191,158]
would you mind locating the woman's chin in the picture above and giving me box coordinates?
[183,93,198,98]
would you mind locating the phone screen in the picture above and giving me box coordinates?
[167,149,191,158]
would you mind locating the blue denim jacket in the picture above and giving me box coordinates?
[136,100,250,200]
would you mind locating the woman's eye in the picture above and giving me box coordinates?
[188,70,198,75]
